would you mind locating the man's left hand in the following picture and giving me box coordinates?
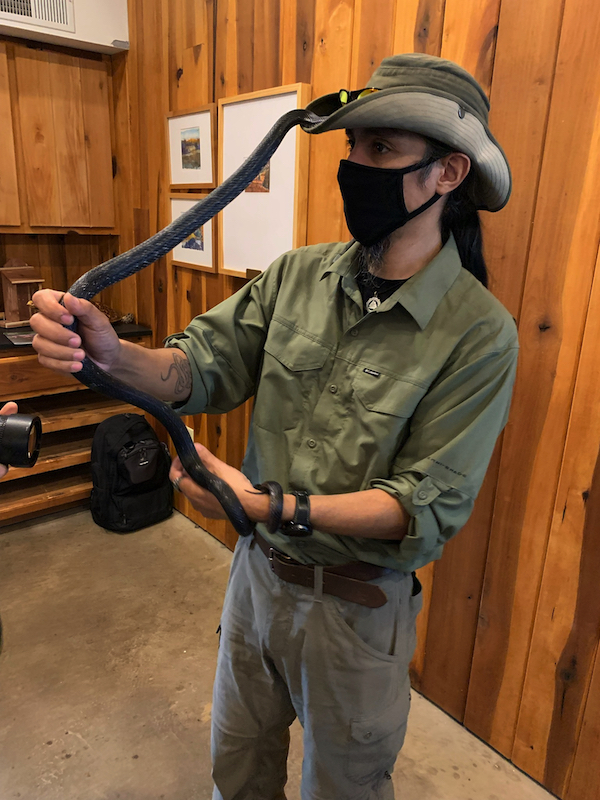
[169,443,266,522]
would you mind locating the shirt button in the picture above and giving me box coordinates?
[350,329,359,337]
[329,384,338,394]
[307,439,317,449]
[417,490,428,500]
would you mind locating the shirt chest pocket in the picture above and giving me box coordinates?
[352,370,426,443]
[254,319,331,432]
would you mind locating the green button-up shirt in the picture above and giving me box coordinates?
[164,236,518,572]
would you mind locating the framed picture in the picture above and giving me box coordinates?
[167,105,216,189]
[218,84,311,277]
[169,195,216,272]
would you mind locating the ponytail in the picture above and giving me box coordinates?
[423,138,489,288]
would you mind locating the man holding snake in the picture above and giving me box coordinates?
[31,54,518,800]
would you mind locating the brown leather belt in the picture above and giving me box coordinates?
[254,532,390,608]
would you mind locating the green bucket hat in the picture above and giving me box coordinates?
[305,53,511,212]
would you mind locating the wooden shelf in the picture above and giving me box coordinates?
[4,426,95,482]
[0,465,92,526]
[19,390,141,433]
[1,390,148,525]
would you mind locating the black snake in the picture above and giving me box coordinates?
[66,109,325,538]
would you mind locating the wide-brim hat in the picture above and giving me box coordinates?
[304,53,511,212]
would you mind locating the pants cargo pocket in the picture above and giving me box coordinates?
[345,696,409,785]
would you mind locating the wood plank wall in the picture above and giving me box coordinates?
[122,1,600,797]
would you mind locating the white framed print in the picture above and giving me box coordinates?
[167,104,216,189]
[169,195,216,272]
[218,83,311,277]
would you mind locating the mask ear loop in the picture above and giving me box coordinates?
[398,156,443,220]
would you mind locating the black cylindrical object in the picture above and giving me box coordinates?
[0,413,42,468]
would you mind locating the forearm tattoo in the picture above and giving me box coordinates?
[161,351,192,396]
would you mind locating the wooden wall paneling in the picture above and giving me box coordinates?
[481,0,564,318]
[14,46,62,227]
[80,58,115,228]
[306,0,354,245]
[36,234,67,292]
[214,0,237,100]
[47,52,91,227]
[350,0,397,88]
[440,0,501,95]
[0,43,20,227]
[465,0,600,760]
[2,234,41,270]
[393,0,446,54]
[236,0,256,96]
[1,231,66,298]
[4,41,30,230]
[253,0,281,90]
[63,233,94,288]
[568,646,600,800]
[214,0,256,99]
[411,0,499,718]
[511,241,600,793]
[463,0,564,739]
[165,0,214,112]
[279,0,317,85]
[421,0,564,723]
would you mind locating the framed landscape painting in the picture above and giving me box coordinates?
[217,84,311,277]
[167,105,216,189]
[169,195,216,272]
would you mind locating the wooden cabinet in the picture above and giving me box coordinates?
[0,43,20,228]
[0,41,115,232]
[0,327,152,527]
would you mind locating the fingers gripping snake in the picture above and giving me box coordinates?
[65,110,325,538]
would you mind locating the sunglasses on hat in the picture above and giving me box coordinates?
[338,87,380,105]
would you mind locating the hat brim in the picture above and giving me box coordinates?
[304,89,511,212]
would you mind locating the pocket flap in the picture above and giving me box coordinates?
[353,371,425,417]
[264,319,330,371]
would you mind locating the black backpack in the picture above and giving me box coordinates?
[90,413,173,532]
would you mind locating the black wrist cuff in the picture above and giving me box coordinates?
[281,490,312,537]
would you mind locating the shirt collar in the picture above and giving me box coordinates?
[320,234,463,330]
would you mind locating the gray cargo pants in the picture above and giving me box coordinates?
[211,535,422,800]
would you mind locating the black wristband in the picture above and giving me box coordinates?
[253,481,284,534]
[281,490,312,537]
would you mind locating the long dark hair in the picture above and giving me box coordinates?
[422,137,488,288]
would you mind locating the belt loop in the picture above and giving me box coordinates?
[313,566,324,603]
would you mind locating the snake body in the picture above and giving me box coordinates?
[67,109,325,538]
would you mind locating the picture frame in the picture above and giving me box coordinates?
[167,104,216,189]
[169,194,216,273]
[217,84,311,278]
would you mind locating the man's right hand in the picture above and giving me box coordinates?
[31,290,122,374]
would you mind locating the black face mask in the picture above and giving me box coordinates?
[337,158,442,247]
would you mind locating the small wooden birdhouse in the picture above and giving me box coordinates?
[0,259,45,327]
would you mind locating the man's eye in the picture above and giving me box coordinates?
[374,141,389,153]
[346,138,355,151]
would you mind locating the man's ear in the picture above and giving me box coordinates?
[436,153,471,196]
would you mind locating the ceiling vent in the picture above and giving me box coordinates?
[0,0,75,33]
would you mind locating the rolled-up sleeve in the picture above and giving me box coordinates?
[370,345,518,570]
[163,260,284,415]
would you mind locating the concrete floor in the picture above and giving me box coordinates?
[0,509,556,800]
